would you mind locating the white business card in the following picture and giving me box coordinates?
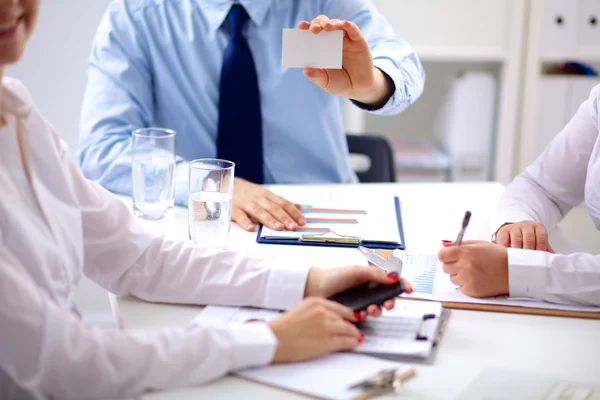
[281,29,343,69]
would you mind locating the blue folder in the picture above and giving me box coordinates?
[256,196,406,250]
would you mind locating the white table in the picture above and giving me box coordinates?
[112,183,600,400]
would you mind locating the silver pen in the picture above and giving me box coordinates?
[454,211,472,246]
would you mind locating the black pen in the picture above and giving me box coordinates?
[454,211,471,246]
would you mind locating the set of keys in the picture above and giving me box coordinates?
[348,368,416,399]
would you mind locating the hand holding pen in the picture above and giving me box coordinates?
[438,211,511,298]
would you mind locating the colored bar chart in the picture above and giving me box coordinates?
[411,268,436,295]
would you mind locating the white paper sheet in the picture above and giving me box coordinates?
[237,353,411,400]
[394,250,600,313]
[281,29,343,69]
[260,194,401,245]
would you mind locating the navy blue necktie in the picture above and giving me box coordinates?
[217,4,264,184]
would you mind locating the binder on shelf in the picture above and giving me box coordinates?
[577,0,600,56]
[256,196,406,250]
[541,0,578,58]
[434,71,496,181]
[536,76,570,156]
[535,75,600,159]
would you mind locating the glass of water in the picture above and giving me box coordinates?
[188,159,235,248]
[132,128,176,220]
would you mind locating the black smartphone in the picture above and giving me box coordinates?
[327,276,405,312]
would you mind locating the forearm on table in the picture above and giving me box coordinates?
[110,235,310,309]
[508,248,600,306]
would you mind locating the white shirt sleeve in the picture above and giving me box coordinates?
[50,132,309,311]
[0,245,281,399]
[508,248,600,306]
[494,84,600,233]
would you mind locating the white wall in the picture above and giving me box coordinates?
[6,0,113,151]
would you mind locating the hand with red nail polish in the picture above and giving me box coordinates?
[438,241,509,298]
[268,297,362,363]
[304,265,413,317]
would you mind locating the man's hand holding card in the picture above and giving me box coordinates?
[281,15,394,108]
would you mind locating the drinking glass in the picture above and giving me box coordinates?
[188,159,235,248]
[132,128,176,220]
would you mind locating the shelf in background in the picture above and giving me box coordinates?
[541,55,600,64]
[415,46,506,63]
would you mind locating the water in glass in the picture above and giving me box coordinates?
[188,191,232,248]
[132,156,175,219]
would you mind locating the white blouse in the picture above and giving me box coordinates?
[496,83,600,306]
[0,78,309,399]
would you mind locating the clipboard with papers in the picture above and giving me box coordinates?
[189,300,447,363]
[256,196,406,250]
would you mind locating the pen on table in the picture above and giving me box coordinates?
[454,211,471,246]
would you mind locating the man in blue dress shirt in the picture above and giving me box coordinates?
[77,0,425,232]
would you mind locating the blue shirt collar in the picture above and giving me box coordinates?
[200,0,274,33]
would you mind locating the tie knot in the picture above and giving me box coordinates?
[226,4,249,37]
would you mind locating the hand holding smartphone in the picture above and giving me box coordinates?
[327,273,405,312]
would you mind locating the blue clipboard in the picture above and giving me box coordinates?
[256,196,406,250]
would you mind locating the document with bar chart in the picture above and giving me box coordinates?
[257,193,405,249]
[394,252,457,295]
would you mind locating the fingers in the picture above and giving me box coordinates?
[303,67,330,91]
[438,246,460,263]
[358,265,399,286]
[534,225,549,251]
[307,15,331,33]
[495,227,511,247]
[244,202,283,230]
[244,200,300,231]
[319,299,358,322]
[383,299,395,310]
[330,335,362,352]
[340,20,363,41]
[449,273,462,287]
[322,18,344,31]
[442,261,458,275]
[325,319,363,352]
[401,279,414,294]
[327,318,362,338]
[267,193,306,227]
[231,208,255,232]
[297,21,310,30]
[257,197,296,231]
[509,229,523,248]
[366,304,382,317]
[297,17,362,42]
[522,227,537,250]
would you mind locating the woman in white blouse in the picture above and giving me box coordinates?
[438,84,600,307]
[0,2,412,399]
